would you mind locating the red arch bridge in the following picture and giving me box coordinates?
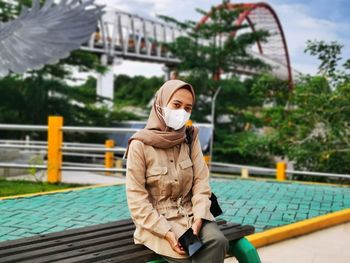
[81,2,297,102]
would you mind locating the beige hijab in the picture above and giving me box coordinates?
[124,79,198,158]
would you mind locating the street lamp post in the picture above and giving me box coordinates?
[209,86,222,172]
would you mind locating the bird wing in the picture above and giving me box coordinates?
[0,0,104,77]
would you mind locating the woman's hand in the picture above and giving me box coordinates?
[165,231,186,255]
[191,218,203,236]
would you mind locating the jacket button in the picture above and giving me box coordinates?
[170,160,174,163]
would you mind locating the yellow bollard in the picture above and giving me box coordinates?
[203,155,211,166]
[241,168,249,178]
[105,139,115,175]
[186,119,193,127]
[276,162,287,181]
[47,116,63,183]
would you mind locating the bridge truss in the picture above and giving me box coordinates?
[80,2,294,101]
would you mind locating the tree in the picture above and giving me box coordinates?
[158,0,272,165]
[257,40,350,179]
[114,75,164,107]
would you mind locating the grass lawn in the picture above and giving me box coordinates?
[0,177,86,198]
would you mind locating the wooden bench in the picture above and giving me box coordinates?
[0,218,261,263]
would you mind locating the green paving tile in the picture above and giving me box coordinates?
[0,226,17,235]
[288,204,299,210]
[31,226,54,234]
[236,209,250,217]
[243,216,257,224]
[263,205,277,212]
[224,209,238,216]
[8,228,30,236]
[248,208,262,215]
[268,220,285,226]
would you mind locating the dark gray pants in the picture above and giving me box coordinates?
[163,221,228,263]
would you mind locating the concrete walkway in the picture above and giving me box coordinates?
[4,170,126,185]
[224,222,350,263]
[257,221,350,263]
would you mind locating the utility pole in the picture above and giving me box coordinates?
[209,86,222,172]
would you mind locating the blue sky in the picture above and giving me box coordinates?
[277,0,350,23]
[96,0,350,78]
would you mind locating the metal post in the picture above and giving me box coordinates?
[209,86,222,171]
[47,116,63,183]
[241,168,249,178]
[162,65,170,81]
[116,159,123,177]
[105,139,115,175]
[276,162,287,181]
[97,54,115,109]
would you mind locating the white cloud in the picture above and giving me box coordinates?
[270,2,349,74]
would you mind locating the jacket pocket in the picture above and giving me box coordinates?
[179,158,193,169]
[179,158,193,188]
[146,166,168,196]
[148,166,168,176]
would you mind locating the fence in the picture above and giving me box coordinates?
[211,162,350,180]
[0,116,139,183]
[1,116,349,183]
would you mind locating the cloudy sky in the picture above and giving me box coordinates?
[95,0,350,78]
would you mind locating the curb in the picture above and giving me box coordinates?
[247,208,350,248]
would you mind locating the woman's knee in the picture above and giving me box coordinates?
[217,233,229,246]
[211,232,229,252]
[201,222,228,249]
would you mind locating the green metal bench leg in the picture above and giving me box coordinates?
[148,258,167,263]
[228,238,261,263]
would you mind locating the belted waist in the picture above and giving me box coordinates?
[155,196,192,211]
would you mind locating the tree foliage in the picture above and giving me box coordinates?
[258,40,350,177]
[158,0,272,165]
[114,75,164,107]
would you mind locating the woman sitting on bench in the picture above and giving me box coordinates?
[125,79,228,262]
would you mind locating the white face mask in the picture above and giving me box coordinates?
[157,105,191,130]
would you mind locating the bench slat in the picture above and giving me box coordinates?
[0,226,136,258]
[0,219,133,249]
[0,219,254,263]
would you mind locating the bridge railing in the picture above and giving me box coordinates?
[81,9,183,64]
[80,8,296,79]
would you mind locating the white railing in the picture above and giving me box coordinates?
[0,119,134,181]
[211,162,350,180]
[1,121,349,182]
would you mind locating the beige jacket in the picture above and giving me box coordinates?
[126,133,215,259]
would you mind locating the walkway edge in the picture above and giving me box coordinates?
[247,208,350,248]
[210,173,350,188]
[0,183,123,200]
